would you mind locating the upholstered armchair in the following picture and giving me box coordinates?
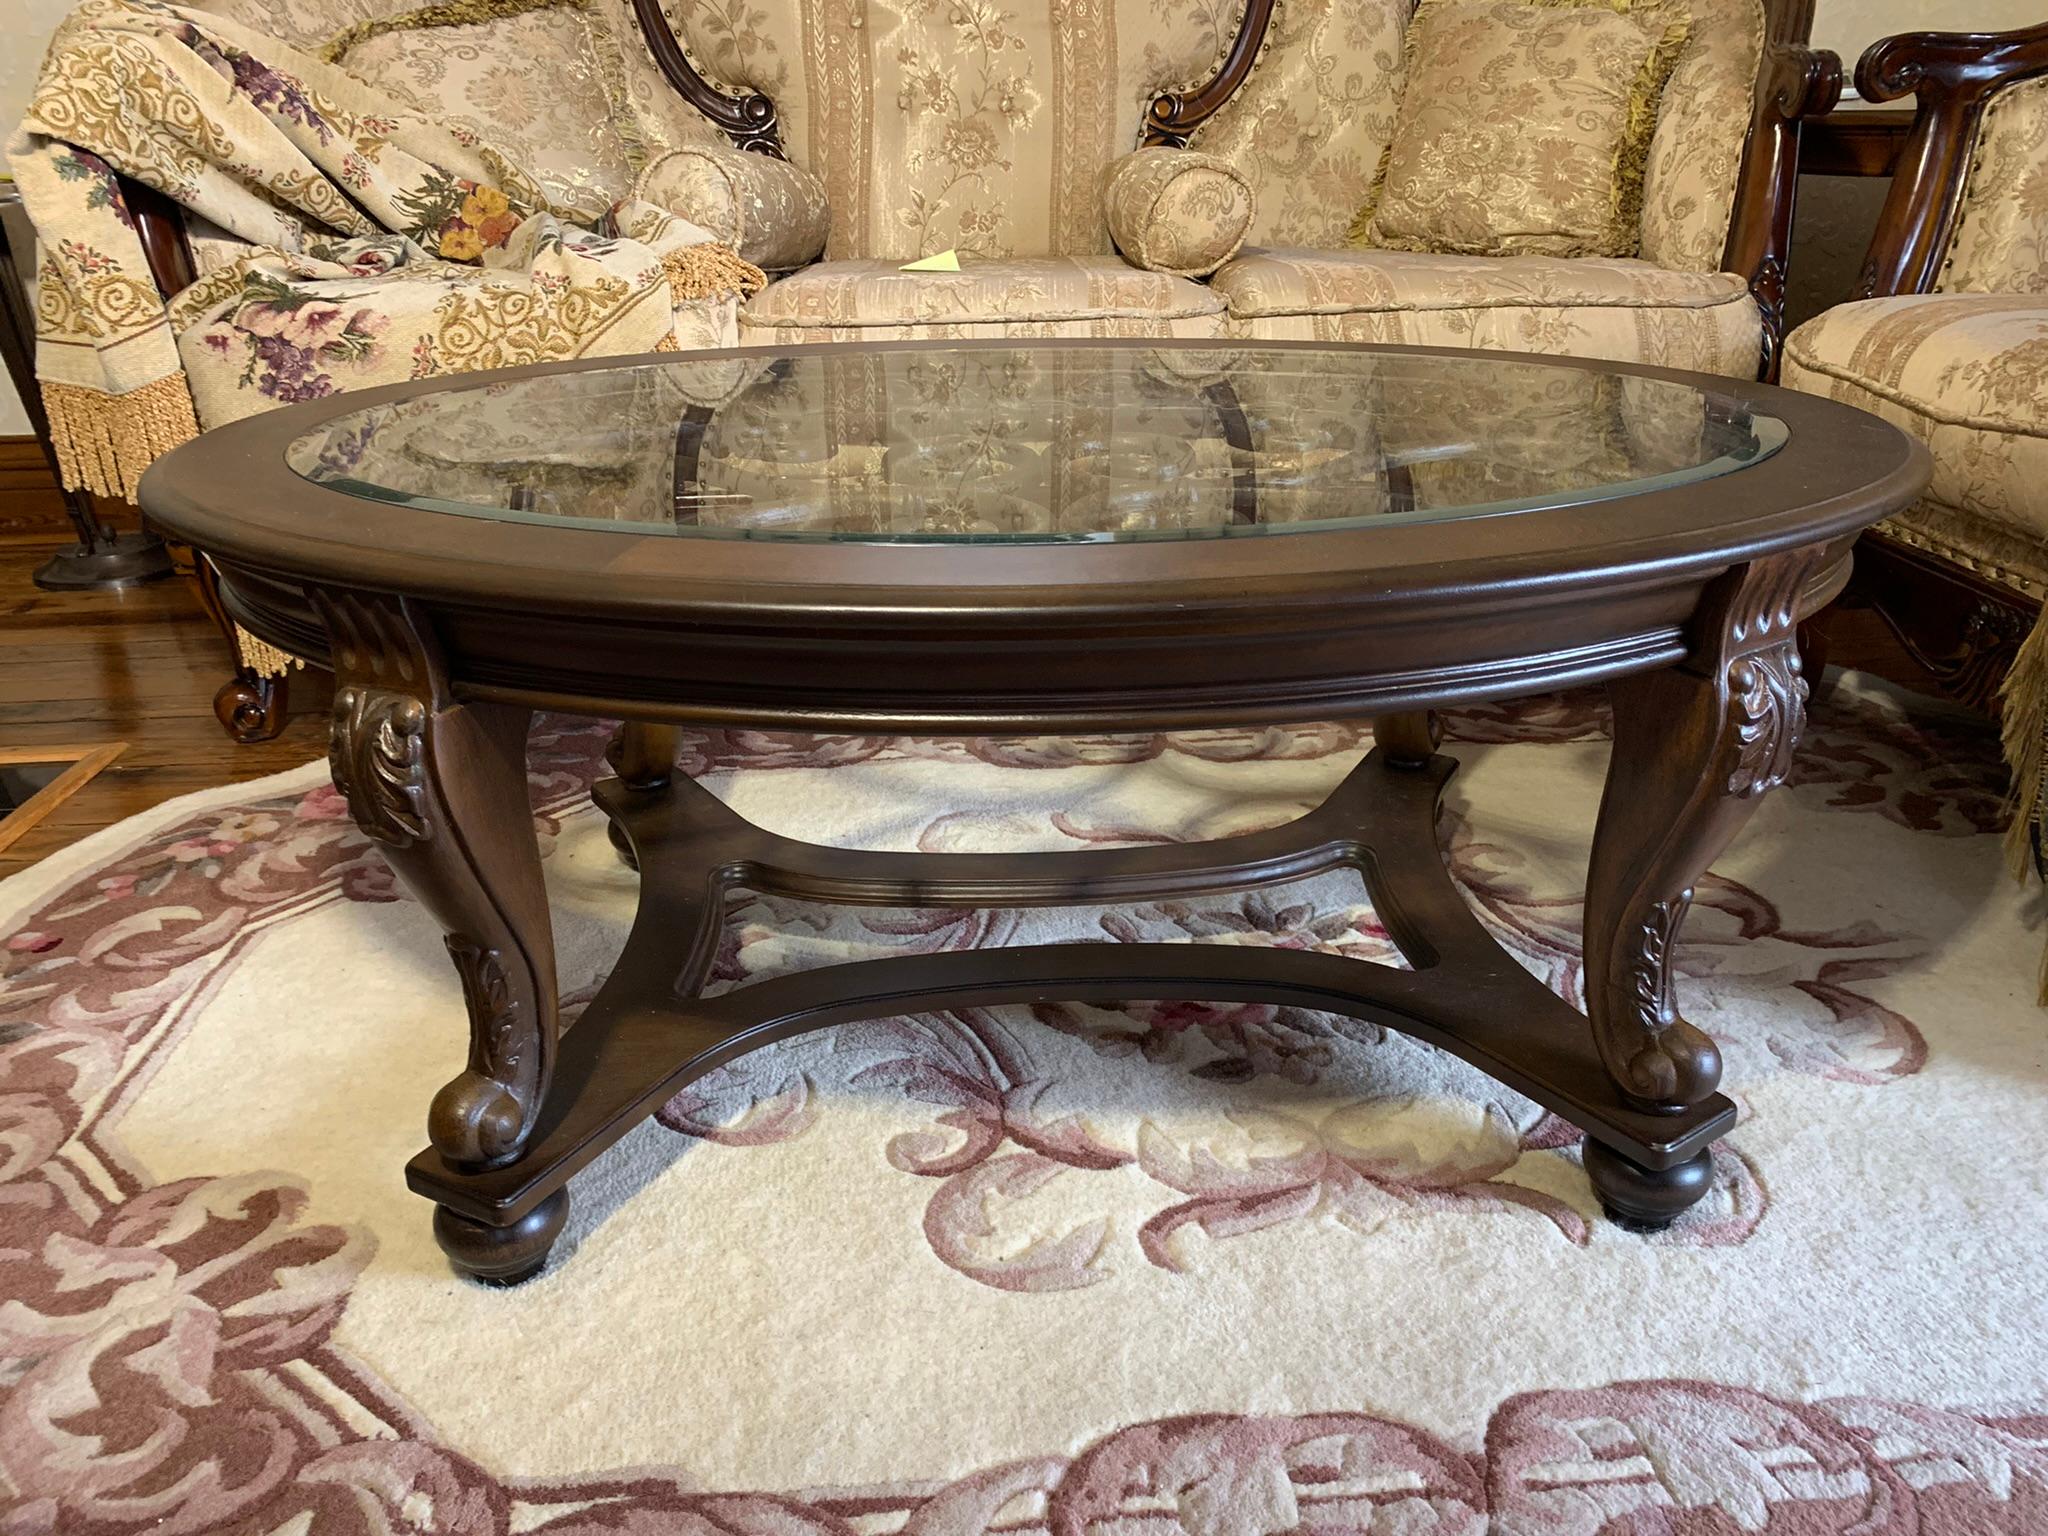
[1781,22,2048,909]
[15,0,799,741]
[651,0,1839,379]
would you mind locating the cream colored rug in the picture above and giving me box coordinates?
[4,672,2045,1534]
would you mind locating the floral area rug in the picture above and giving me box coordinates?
[4,671,2046,1535]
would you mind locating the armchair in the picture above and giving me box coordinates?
[14,0,788,741]
[1781,21,2048,916]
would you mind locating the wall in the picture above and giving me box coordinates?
[0,0,2041,438]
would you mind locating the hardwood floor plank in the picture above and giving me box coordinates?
[0,536,328,879]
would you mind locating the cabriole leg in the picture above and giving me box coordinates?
[316,589,562,1283]
[1582,551,1820,1131]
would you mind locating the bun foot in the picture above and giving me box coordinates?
[607,816,639,871]
[1584,1140,1713,1231]
[433,1187,569,1285]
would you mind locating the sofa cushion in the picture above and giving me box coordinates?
[1100,149,1255,279]
[742,257,1227,338]
[1211,248,1762,374]
[1356,0,1691,259]
[1784,293,2048,545]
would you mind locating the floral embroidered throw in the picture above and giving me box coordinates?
[7,0,766,502]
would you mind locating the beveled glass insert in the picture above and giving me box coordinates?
[286,344,1787,543]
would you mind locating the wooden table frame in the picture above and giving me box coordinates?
[139,340,1928,1283]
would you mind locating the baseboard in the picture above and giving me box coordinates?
[0,434,139,537]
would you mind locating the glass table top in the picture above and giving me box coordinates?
[285,344,1787,544]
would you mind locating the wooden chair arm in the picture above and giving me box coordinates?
[117,174,196,300]
[1854,21,2048,298]
[626,0,784,158]
[1722,29,1845,381]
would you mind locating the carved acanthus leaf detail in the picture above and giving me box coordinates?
[1628,890,1691,1037]
[330,684,429,846]
[1726,643,1808,798]
[446,936,523,1079]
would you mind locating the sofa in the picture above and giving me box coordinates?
[657,0,1832,378]
[13,0,1841,738]
[1781,21,2048,902]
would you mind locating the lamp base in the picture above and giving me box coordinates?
[33,531,178,591]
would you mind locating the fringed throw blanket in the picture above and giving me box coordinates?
[8,0,765,504]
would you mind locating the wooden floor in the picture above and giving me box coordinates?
[0,529,1946,882]
[0,533,329,877]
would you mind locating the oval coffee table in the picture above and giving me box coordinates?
[141,340,1929,1283]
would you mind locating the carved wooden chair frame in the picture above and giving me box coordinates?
[1813,20,2048,716]
[96,0,1837,739]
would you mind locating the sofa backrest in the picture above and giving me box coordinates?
[1940,74,2048,294]
[1853,22,2048,298]
[656,0,1268,261]
[1181,0,1409,251]
[657,0,1775,269]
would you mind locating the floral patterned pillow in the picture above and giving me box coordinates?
[1353,0,1691,260]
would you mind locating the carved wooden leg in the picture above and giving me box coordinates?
[315,590,562,1283]
[605,722,683,869]
[1372,711,1441,768]
[191,554,292,742]
[214,670,291,744]
[1583,552,1819,1137]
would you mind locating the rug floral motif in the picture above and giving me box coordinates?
[2,676,2044,1534]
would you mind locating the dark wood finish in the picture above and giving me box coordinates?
[135,338,1928,1278]
[189,553,293,741]
[625,0,784,156]
[119,176,197,301]
[1721,0,1844,383]
[0,532,332,881]
[1829,527,2040,714]
[317,589,559,1174]
[1372,710,1441,767]
[1853,20,2048,300]
[1584,549,1823,1112]
[141,343,1922,736]
[1141,0,1281,146]
[413,752,1740,1257]
[1800,106,1914,178]
[1582,1140,1715,1230]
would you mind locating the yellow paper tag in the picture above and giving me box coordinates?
[898,249,962,272]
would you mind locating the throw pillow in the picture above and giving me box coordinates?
[1352,0,1691,259]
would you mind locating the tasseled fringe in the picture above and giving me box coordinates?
[1998,607,2048,1001]
[41,374,200,503]
[651,331,682,351]
[661,244,766,305]
[235,624,303,679]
